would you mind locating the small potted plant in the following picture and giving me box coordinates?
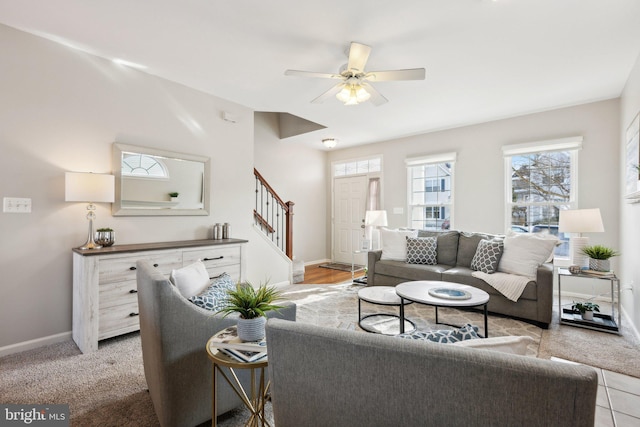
[581,245,620,272]
[168,192,179,202]
[571,301,600,321]
[217,283,283,341]
[95,228,115,247]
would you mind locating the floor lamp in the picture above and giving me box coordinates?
[558,208,604,268]
[65,172,115,250]
[365,210,388,250]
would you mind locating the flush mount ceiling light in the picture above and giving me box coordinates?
[322,138,337,149]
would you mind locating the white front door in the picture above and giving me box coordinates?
[333,175,368,264]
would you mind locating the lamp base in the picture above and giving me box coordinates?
[77,216,102,250]
[570,236,589,268]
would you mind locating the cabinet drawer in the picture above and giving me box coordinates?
[98,301,140,340]
[207,264,241,283]
[183,246,241,269]
[99,280,138,309]
[99,251,182,284]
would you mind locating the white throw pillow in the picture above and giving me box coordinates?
[497,233,557,279]
[380,228,418,261]
[452,335,535,355]
[170,260,210,298]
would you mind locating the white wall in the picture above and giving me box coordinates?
[254,112,329,264]
[0,24,286,350]
[620,51,640,334]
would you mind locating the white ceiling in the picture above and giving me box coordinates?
[2,0,640,150]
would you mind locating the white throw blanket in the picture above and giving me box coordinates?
[471,271,531,302]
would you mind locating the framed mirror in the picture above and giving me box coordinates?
[112,142,211,216]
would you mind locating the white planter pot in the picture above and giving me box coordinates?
[589,258,610,272]
[237,316,267,342]
[581,310,594,321]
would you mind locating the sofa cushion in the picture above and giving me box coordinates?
[452,335,535,355]
[470,239,504,274]
[417,230,460,266]
[188,272,235,311]
[456,232,492,268]
[442,267,538,300]
[406,236,437,265]
[170,260,210,298]
[498,233,557,279]
[380,228,418,261]
[396,324,480,343]
[376,260,447,282]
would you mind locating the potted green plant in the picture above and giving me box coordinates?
[580,245,620,272]
[571,301,600,321]
[168,192,179,202]
[95,228,115,247]
[217,283,284,341]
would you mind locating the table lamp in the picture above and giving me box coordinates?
[65,172,115,250]
[558,208,604,268]
[365,210,388,250]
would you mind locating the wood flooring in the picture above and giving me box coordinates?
[299,263,365,285]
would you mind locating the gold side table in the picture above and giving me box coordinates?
[206,335,270,427]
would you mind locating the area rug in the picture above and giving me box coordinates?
[318,262,363,272]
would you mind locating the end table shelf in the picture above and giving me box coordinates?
[561,308,619,333]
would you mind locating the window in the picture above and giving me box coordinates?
[406,152,455,231]
[503,137,582,258]
[333,157,381,177]
[121,152,169,178]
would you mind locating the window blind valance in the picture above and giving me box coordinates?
[502,136,583,157]
[405,152,457,166]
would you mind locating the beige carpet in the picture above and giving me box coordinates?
[1,282,638,426]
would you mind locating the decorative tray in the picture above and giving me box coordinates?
[428,287,472,300]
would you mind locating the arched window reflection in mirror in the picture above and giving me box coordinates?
[122,152,169,179]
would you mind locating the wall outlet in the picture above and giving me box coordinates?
[3,197,32,213]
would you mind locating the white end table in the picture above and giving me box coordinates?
[358,286,416,335]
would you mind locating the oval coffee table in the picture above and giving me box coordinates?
[395,281,490,337]
[358,286,416,335]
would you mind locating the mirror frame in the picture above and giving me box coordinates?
[112,142,211,216]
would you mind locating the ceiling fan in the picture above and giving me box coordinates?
[285,42,425,106]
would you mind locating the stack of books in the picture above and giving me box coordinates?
[580,269,616,278]
[209,326,267,363]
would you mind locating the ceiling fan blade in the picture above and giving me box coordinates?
[362,83,388,106]
[347,42,371,73]
[311,83,344,104]
[365,68,426,82]
[285,70,342,79]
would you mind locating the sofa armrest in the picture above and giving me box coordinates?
[367,250,382,286]
[535,262,554,326]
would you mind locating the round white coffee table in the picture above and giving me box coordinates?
[358,286,416,335]
[395,281,490,337]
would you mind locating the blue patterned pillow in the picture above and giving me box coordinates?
[406,236,437,265]
[396,324,481,343]
[189,272,235,311]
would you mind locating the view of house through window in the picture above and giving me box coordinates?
[504,138,581,257]
[406,153,455,231]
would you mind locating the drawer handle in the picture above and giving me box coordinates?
[153,263,159,267]
[129,312,139,317]
[129,289,138,294]
[203,256,224,261]
[129,266,137,271]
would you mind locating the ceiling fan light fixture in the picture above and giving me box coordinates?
[322,138,338,149]
[336,83,370,105]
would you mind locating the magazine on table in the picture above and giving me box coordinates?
[219,348,268,363]
[209,326,267,352]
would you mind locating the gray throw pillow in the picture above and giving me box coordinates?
[406,236,437,265]
[189,272,236,311]
[471,239,504,274]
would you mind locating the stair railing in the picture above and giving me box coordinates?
[253,168,294,259]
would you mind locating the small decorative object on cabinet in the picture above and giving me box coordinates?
[580,245,619,272]
[73,238,247,353]
[217,283,283,341]
[95,228,115,247]
[557,268,620,334]
[168,192,179,202]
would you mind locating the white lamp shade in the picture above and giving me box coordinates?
[558,208,604,233]
[365,210,388,227]
[65,172,115,203]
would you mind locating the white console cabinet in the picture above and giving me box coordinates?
[72,239,247,353]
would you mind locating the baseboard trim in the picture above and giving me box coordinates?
[305,258,331,267]
[0,331,72,358]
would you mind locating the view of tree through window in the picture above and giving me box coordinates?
[508,150,574,256]
[408,162,453,230]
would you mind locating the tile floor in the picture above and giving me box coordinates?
[553,358,640,426]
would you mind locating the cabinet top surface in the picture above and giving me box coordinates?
[72,238,248,256]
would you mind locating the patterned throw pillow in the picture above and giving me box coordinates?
[189,272,236,311]
[406,236,437,265]
[396,324,481,343]
[470,239,504,274]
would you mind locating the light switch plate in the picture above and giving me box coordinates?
[3,197,32,213]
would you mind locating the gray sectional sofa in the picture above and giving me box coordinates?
[266,319,597,427]
[367,230,553,328]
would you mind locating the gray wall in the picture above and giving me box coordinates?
[0,24,266,350]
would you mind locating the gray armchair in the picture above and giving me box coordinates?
[136,261,296,427]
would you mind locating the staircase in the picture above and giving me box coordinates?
[253,168,294,260]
